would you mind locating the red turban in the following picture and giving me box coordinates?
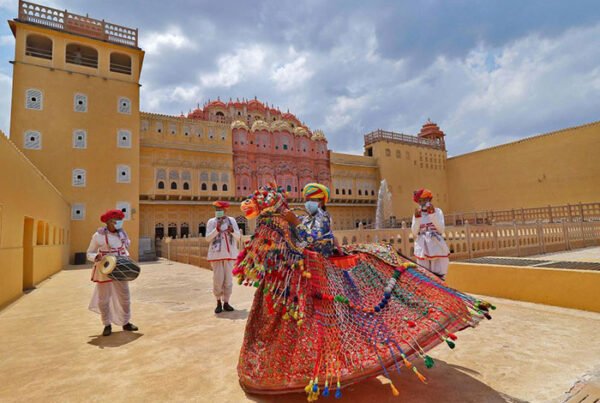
[100,209,125,223]
[212,201,230,209]
[413,188,433,203]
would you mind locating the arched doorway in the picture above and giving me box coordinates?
[168,223,177,238]
[155,223,164,239]
[181,222,189,238]
[235,216,248,235]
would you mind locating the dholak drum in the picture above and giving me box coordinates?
[98,255,141,281]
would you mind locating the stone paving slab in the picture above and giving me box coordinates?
[1,260,599,403]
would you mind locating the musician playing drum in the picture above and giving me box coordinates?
[86,209,139,337]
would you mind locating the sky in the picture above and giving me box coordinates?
[0,0,599,156]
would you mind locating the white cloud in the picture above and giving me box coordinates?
[0,71,12,136]
[141,26,196,54]
[201,45,266,88]
[271,54,314,91]
[0,35,12,46]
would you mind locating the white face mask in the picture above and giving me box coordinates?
[114,220,124,230]
[305,201,320,215]
[215,210,224,218]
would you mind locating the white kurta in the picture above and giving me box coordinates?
[411,208,450,277]
[205,216,241,262]
[86,230,132,326]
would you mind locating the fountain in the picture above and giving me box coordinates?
[375,179,393,229]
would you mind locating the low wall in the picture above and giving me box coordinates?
[447,262,600,313]
[335,221,600,260]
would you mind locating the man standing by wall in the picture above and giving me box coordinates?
[411,189,450,281]
[206,201,241,313]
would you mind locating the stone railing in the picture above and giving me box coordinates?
[156,221,600,268]
[18,0,138,47]
[364,129,445,150]
[444,202,600,226]
[371,202,600,229]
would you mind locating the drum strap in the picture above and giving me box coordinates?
[100,233,127,256]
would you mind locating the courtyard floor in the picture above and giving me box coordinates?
[0,260,599,403]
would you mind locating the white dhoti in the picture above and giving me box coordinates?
[88,281,131,326]
[412,208,450,279]
[417,257,450,279]
[211,260,234,302]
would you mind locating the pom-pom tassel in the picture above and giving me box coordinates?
[446,339,456,349]
[335,381,342,399]
[424,355,435,368]
[413,367,427,384]
[390,382,400,396]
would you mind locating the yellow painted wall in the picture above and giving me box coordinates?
[366,142,449,218]
[447,121,600,213]
[140,204,222,239]
[140,113,234,200]
[447,262,600,313]
[9,21,144,260]
[0,133,70,308]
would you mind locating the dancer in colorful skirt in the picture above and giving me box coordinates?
[87,209,138,337]
[206,201,241,313]
[411,188,450,280]
[283,183,337,257]
[234,184,494,400]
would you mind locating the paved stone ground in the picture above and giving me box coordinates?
[530,246,600,262]
[0,260,599,403]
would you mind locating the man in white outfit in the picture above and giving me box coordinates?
[87,209,138,336]
[411,189,450,280]
[206,201,241,313]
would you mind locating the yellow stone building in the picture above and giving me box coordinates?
[8,3,144,259]
[2,1,600,308]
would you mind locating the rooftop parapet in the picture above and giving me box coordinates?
[17,0,138,48]
[364,129,445,150]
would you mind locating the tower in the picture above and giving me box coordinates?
[363,121,449,219]
[8,1,144,260]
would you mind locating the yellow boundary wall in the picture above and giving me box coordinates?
[447,262,600,313]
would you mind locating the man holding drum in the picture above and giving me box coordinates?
[87,209,139,336]
[206,201,241,314]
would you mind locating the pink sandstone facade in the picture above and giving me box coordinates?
[186,98,331,199]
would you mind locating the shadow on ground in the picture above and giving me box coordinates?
[216,309,249,321]
[244,359,523,403]
[87,332,144,349]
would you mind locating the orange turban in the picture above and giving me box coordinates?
[212,201,230,209]
[413,188,433,203]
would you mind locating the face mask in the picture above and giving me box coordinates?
[305,201,320,215]
[114,220,124,230]
[215,210,224,218]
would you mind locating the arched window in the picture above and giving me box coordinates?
[110,52,132,75]
[371,190,375,196]
[385,148,391,157]
[342,189,346,195]
[348,189,352,195]
[171,182,177,190]
[287,185,292,192]
[66,43,98,68]
[222,184,228,191]
[358,190,362,196]
[212,183,218,191]
[201,183,207,191]
[157,181,165,189]
[25,34,52,60]
[183,182,190,190]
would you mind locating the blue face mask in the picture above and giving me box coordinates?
[305,201,320,215]
[215,210,224,218]
[114,220,124,230]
